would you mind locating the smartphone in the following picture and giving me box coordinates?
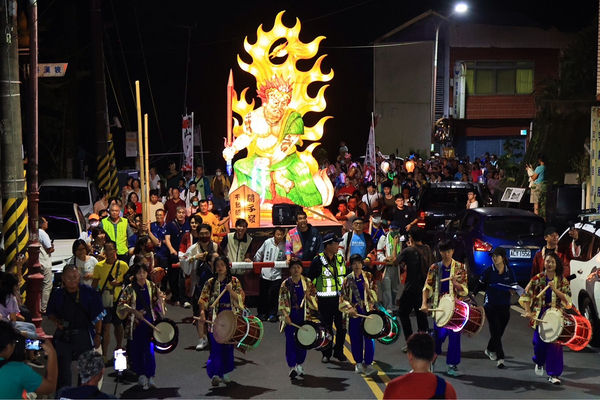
[25,339,42,351]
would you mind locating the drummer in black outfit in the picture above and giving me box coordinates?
[476,247,518,369]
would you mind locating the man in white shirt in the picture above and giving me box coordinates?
[148,167,161,190]
[38,217,54,313]
[361,182,381,215]
[254,227,286,322]
[147,189,164,223]
[466,189,479,209]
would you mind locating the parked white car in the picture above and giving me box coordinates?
[558,218,600,346]
[38,202,86,282]
[40,179,99,217]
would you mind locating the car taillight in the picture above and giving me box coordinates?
[417,211,426,228]
[473,238,492,252]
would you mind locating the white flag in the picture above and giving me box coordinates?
[182,113,194,172]
[364,115,376,182]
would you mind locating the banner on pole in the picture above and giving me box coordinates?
[364,114,376,182]
[591,107,600,210]
[182,113,194,171]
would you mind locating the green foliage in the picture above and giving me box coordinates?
[497,139,524,181]
[524,23,597,185]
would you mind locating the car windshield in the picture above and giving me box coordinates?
[44,215,79,240]
[40,186,89,205]
[483,217,545,240]
[420,188,469,210]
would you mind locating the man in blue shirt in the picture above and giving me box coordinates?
[527,154,546,215]
[164,206,191,305]
[339,217,374,261]
[0,320,58,398]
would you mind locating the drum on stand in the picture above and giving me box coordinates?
[294,320,331,350]
[152,318,179,354]
[539,307,592,351]
[213,310,264,353]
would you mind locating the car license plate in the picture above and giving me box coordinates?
[509,248,531,259]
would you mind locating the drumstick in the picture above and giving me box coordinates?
[300,297,305,309]
[192,316,214,324]
[356,313,374,319]
[535,284,551,299]
[123,304,161,332]
[211,287,228,309]
[519,314,546,323]
[440,277,452,283]
[424,308,444,312]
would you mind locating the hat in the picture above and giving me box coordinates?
[389,221,401,230]
[490,247,507,258]
[88,213,100,221]
[544,226,558,236]
[322,233,343,245]
[77,350,104,384]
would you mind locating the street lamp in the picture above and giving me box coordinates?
[431,2,468,152]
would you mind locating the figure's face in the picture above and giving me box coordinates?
[264,90,290,123]
[176,208,186,222]
[338,203,347,213]
[62,269,80,292]
[190,218,199,230]
[348,198,357,210]
[296,214,308,230]
[545,232,559,248]
[289,263,302,278]
[136,268,148,283]
[200,202,209,213]
[351,260,363,275]
[156,210,165,224]
[395,197,404,208]
[109,206,120,220]
[274,229,285,243]
[544,255,556,274]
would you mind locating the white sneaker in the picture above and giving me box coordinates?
[354,363,365,374]
[289,368,298,379]
[548,376,561,385]
[183,301,192,309]
[484,349,498,361]
[364,364,378,377]
[295,364,305,376]
[211,376,221,387]
[148,376,156,388]
[497,359,505,369]
[138,375,149,390]
[535,364,544,376]
[222,373,231,383]
[196,337,208,350]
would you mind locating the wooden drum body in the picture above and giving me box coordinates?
[152,318,179,354]
[434,294,485,335]
[539,307,592,351]
[294,320,331,350]
[213,310,264,353]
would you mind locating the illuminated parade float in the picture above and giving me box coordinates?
[224,11,341,232]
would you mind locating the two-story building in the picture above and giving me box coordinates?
[374,10,572,159]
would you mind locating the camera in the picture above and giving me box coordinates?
[25,339,42,351]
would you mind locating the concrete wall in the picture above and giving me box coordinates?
[374,42,433,156]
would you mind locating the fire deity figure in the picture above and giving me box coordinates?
[223,11,334,207]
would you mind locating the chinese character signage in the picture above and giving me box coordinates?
[229,185,260,228]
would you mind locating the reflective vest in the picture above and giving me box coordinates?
[314,252,346,297]
[101,217,129,255]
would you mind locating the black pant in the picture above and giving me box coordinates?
[167,266,181,303]
[397,289,429,340]
[258,278,281,317]
[317,296,346,358]
[485,304,510,359]
[54,330,93,390]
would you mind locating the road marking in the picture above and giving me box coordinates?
[343,334,392,399]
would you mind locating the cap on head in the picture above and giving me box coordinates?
[322,233,342,245]
[88,213,100,221]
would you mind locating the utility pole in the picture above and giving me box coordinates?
[25,0,45,332]
[1,0,29,270]
[91,0,109,164]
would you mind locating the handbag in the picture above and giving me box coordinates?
[100,260,119,308]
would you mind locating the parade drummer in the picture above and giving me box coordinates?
[277,257,319,380]
[307,233,348,363]
[519,252,571,385]
[116,263,166,391]
[339,254,378,377]
[198,256,245,387]
[420,240,468,377]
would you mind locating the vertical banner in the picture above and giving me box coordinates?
[591,107,600,211]
[229,185,260,228]
[182,113,194,172]
[125,131,138,157]
[364,113,376,183]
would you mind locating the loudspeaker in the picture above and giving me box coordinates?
[272,203,303,225]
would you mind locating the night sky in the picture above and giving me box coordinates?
[35,0,597,176]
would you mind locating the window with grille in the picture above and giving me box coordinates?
[464,61,534,95]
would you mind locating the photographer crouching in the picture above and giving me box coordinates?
[0,320,58,397]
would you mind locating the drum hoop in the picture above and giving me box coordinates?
[540,308,564,341]
[153,319,177,343]
[296,323,318,345]
[436,295,455,326]
[363,313,385,334]
[450,300,470,332]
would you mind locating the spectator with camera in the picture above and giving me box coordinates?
[0,320,58,398]
[48,265,105,390]
[56,350,115,399]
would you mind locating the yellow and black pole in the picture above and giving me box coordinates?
[1,0,29,271]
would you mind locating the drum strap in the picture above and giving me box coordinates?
[431,376,446,399]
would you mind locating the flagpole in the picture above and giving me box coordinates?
[371,112,376,186]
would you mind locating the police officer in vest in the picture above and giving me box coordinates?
[307,233,348,363]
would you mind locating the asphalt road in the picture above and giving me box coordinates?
[53,293,600,399]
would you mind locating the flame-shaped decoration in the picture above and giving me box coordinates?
[231,11,334,205]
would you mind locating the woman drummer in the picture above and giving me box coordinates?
[339,254,378,377]
[519,252,571,385]
[277,257,319,379]
[198,256,245,387]
[116,262,166,390]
